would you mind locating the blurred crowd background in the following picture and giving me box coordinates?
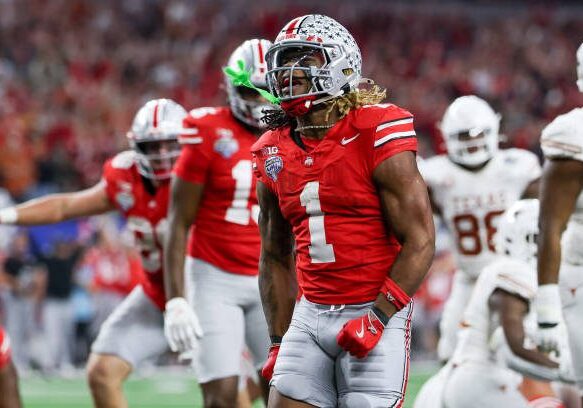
[0,0,582,373]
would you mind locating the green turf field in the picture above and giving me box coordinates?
[20,365,437,407]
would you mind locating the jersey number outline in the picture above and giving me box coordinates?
[452,210,504,256]
[127,216,167,273]
[300,181,335,263]
[225,160,259,225]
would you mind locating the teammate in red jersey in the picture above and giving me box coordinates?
[250,15,435,407]
[0,98,192,408]
[0,327,22,408]
[163,39,274,407]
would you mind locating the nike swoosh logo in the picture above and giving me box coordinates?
[341,133,360,145]
[355,320,365,338]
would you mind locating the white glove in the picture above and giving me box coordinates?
[535,284,562,354]
[164,297,203,353]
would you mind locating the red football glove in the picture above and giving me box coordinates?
[261,344,280,381]
[337,309,386,358]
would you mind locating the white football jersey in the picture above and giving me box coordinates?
[451,256,536,364]
[420,149,541,278]
[541,108,583,268]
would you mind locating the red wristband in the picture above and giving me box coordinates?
[381,278,411,310]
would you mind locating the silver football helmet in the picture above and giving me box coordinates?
[577,42,583,92]
[127,99,193,180]
[495,199,539,266]
[441,95,500,167]
[224,39,273,129]
[265,14,362,116]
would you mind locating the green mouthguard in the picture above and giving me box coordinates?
[223,59,280,105]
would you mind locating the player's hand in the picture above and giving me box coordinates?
[337,309,386,358]
[535,284,562,354]
[261,343,280,381]
[164,297,203,353]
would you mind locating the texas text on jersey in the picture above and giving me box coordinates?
[102,150,169,309]
[174,107,261,276]
[420,149,541,278]
[252,103,417,305]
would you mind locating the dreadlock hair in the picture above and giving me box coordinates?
[261,84,387,131]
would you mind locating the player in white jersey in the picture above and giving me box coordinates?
[420,95,541,361]
[415,200,573,408]
[536,41,583,406]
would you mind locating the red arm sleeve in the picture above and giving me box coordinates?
[174,118,214,185]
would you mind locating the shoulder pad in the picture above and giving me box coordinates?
[185,106,229,127]
[499,148,540,168]
[251,130,282,154]
[350,103,413,130]
[418,155,451,184]
[489,257,537,301]
[110,151,136,170]
[541,108,583,161]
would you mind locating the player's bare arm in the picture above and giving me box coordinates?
[521,178,541,199]
[163,175,204,299]
[0,180,114,225]
[256,181,296,338]
[489,288,558,368]
[538,159,583,285]
[373,151,435,317]
[426,186,443,217]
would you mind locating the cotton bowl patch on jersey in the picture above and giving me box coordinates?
[213,131,239,158]
[115,190,135,211]
[265,155,283,181]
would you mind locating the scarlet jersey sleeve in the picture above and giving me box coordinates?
[352,104,418,169]
[174,107,220,184]
[251,130,279,193]
[102,151,137,206]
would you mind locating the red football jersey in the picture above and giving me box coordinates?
[174,107,260,276]
[251,104,418,305]
[102,151,169,309]
[82,247,141,296]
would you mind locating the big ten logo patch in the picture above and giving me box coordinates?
[262,146,279,156]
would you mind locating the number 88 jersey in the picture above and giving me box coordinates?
[420,149,541,279]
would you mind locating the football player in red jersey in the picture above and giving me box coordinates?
[163,39,274,407]
[0,327,22,408]
[250,15,435,407]
[0,98,192,408]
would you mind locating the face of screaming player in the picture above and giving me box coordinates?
[276,46,328,99]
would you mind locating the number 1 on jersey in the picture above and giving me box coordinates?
[300,181,335,263]
[226,160,259,225]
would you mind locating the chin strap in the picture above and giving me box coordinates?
[281,91,345,117]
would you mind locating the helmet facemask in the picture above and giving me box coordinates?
[266,42,354,102]
[127,98,191,181]
[266,15,362,116]
[226,84,273,129]
[223,39,275,129]
[445,126,499,168]
[440,95,500,168]
[130,136,181,181]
